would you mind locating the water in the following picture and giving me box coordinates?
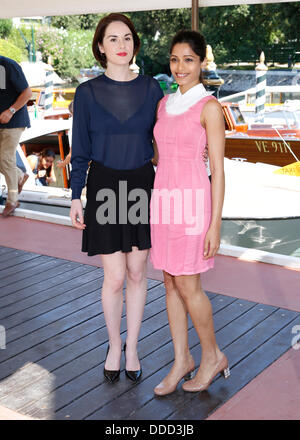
[19,201,70,217]
[20,201,70,217]
[15,201,300,258]
[221,218,300,257]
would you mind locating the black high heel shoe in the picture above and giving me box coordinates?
[124,343,142,382]
[103,345,120,383]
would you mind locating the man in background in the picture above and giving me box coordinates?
[0,55,32,217]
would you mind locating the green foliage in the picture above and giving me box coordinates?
[276,2,300,42]
[0,39,23,62]
[127,4,299,74]
[36,26,95,81]
[129,9,190,75]
[55,29,95,80]
[50,14,104,30]
[130,3,300,72]
[6,27,32,60]
[0,19,13,38]
[36,26,65,65]
[200,3,299,65]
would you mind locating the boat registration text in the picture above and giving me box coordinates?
[255,140,290,154]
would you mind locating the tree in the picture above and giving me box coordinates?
[0,39,23,62]
[200,3,298,65]
[276,2,300,42]
[36,26,95,81]
[50,14,104,31]
[129,9,190,75]
[0,19,13,38]
[43,3,300,77]
[131,3,299,71]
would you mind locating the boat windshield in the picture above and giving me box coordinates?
[38,91,45,107]
[230,106,246,125]
[283,111,300,128]
[263,102,300,128]
[247,91,300,105]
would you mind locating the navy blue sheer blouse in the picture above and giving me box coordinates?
[70,74,163,200]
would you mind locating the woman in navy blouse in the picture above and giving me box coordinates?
[70,13,163,383]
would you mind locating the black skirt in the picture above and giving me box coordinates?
[82,160,155,256]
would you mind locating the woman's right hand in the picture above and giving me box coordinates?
[70,199,86,230]
[56,160,65,169]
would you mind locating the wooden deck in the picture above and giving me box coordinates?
[0,244,299,420]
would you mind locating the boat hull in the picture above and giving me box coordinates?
[225,135,300,166]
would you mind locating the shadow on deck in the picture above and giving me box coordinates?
[0,245,299,420]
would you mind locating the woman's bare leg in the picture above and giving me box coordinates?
[124,247,148,370]
[174,274,223,384]
[154,271,195,395]
[101,251,126,370]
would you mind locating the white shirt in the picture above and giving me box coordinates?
[165,83,213,115]
[165,83,212,176]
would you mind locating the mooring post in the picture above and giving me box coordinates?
[255,52,268,121]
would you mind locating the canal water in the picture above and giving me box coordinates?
[15,200,300,258]
[221,218,300,257]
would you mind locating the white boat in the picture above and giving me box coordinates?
[244,99,300,128]
[220,85,300,114]
[77,67,105,84]
[0,119,75,218]
[222,158,300,220]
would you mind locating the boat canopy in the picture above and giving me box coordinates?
[1,0,298,19]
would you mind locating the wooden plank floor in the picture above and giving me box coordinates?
[0,245,299,420]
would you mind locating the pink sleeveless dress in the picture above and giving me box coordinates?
[150,94,215,275]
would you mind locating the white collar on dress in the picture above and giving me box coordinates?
[165,83,213,115]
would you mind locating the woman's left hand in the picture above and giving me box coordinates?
[203,225,220,259]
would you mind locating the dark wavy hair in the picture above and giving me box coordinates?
[92,13,140,68]
[39,148,55,177]
[170,30,206,83]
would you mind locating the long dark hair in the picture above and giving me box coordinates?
[92,13,140,68]
[39,148,55,177]
[170,30,206,84]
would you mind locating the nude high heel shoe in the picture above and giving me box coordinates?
[182,353,230,393]
[154,362,195,397]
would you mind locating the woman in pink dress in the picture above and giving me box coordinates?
[150,30,229,395]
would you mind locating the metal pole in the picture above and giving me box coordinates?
[18,28,31,61]
[192,0,199,31]
[28,42,32,62]
[31,25,36,62]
